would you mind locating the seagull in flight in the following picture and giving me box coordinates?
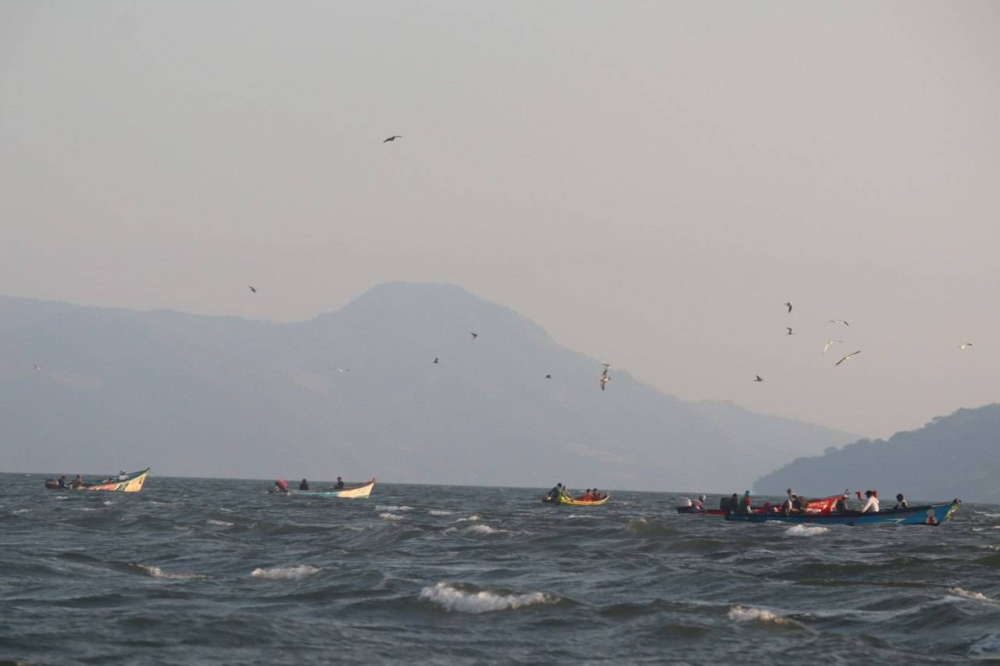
[786,327,793,335]
[433,357,439,364]
[545,374,552,379]
[600,364,610,391]
[337,368,350,373]
[471,332,478,340]
[248,285,257,294]
[959,343,973,350]
[828,319,849,327]
[32,363,42,371]
[383,135,402,143]
[823,340,844,354]
[835,350,861,366]
[754,375,764,382]
[784,302,793,314]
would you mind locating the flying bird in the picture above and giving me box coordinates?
[754,375,764,382]
[959,343,973,350]
[835,350,861,366]
[248,286,257,294]
[784,302,793,314]
[433,357,439,364]
[471,332,478,340]
[337,368,350,373]
[600,364,610,391]
[383,135,402,143]
[545,374,552,379]
[828,319,849,326]
[786,327,793,335]
[823,340,843,354]
[32,363,42,371]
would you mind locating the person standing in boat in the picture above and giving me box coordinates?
[858,489,880,513]
[299,478,310,491]
[334,477,345,490]
[544,483,562,501]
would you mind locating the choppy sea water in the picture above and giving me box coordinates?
[1,474,999,665]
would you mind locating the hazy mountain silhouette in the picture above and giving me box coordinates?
[755,404,1000,504]
[1,282,859,491]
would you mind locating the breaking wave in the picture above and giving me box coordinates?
[250,565,321,580]
[420,582,557,613]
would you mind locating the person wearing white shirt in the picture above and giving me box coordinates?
[858,489,880,513]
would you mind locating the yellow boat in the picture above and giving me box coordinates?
[60,468,150,492]
[541,491,610,506]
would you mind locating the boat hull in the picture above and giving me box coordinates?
[286,478,376,499]
[676,507,725,515]
[724,500,961,526]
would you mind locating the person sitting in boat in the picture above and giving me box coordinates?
[545,483,563,501]
[299,478,309,491]
[334,477,345,490]
[593,489,605,501]
[274,479,289,493]
[858,489,880,513]
[690,494,705,511]
[577,489,592,501]
[71,474,85,489]
[57,475,67,489]
[835,493,850,512]
[893,493,907,510]
[117,470,128,480]
[791,495,808,512]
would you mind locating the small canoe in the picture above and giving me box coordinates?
[724,499,961,526]
[542,492,610,506]
[45,468,150,493]
[286,478,376,499]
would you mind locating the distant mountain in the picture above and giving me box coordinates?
[0,282,859,491]
[755,404,1000,504]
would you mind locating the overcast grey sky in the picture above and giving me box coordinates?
[3,1,999,439]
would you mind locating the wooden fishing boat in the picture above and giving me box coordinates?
[45,468,150,492]
[285,478,376,499]
[542,492,610,506]
[724,499,961,526]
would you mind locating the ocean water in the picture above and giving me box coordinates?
[1,474,999,665]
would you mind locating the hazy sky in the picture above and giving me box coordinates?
[3,1,999,439]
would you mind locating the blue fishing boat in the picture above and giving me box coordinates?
[724,499,961,526]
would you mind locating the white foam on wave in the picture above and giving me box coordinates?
[975,511,1000,518]
[466,524,507,535]
[250,565,321,580]
[207,519,234,527]
[136,564,204,580]
[948,587,993,603]
[380,513,404,521]
[784,525,829,537]
[376,505,413,512]
[429,509,453,516]
[567,514,597,519]
[12,508,31,515]
[728,605,792,625]
[103,500,113,506]
[420,582,557,613]
[456,515,481,523]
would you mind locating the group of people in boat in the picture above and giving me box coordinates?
[272,477,346,493]
[757,488,908,515]
[49,471,130,489]
[543,483,607,502]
